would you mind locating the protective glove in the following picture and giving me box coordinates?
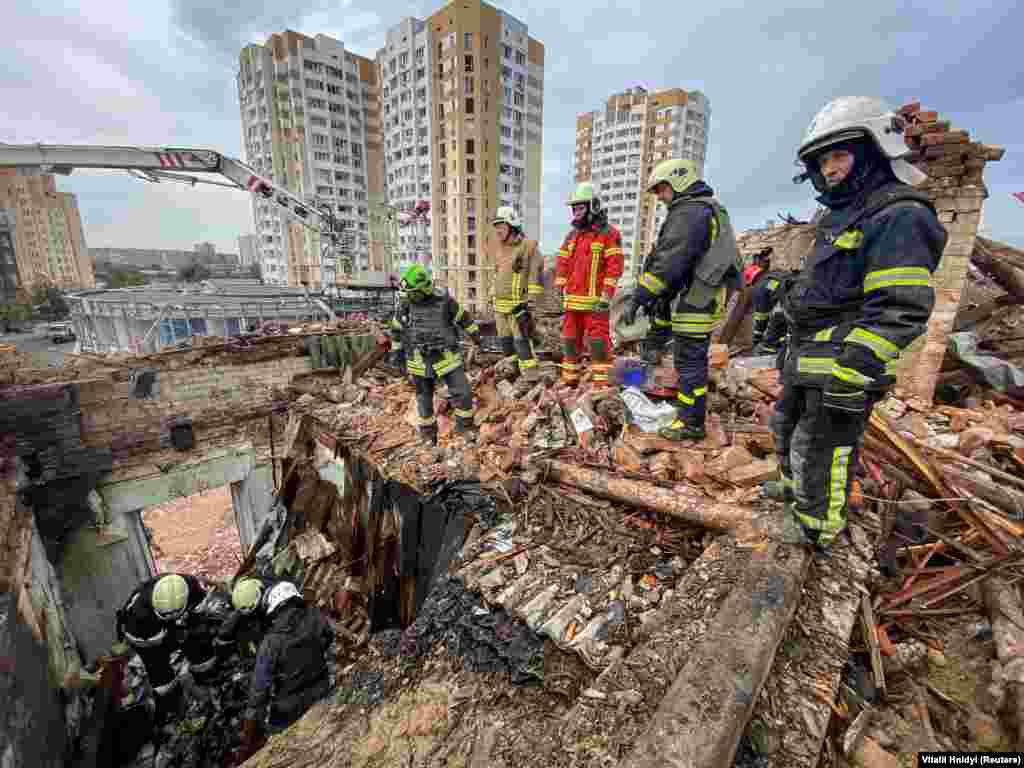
[621,299,644,327]
[593,296,611,316]
[823,377,867,414]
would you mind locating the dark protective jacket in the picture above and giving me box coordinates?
[634,181,742,314]
[751,270,795,343]
[782,179,948,390]
[245,600,333,727]
[117,573,207,649]
[386,289,480,378]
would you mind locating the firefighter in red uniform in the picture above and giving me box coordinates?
[555,182,624,388]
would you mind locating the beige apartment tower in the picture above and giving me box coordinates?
[378,0,544,314]
[0,170,95,293]
[574,87,711,281]
[238,32,386,289]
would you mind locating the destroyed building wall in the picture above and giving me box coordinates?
[733,102,1003,402]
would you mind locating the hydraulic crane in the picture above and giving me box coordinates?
[0,143,353,278]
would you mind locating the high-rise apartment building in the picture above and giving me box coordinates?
[0,170,95,293]
[377,1,544,313]
[237,32,384,290]
[574,87,711,281]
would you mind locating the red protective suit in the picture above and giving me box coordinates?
[555,222,624,386]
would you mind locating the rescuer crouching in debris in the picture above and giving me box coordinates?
[116,573,222,722]
[556,182,624,388]
[490,205,545,388]
[213,576,276,660]
[378,263,481,446]
[744,248,798,356]
[622,159,743,441]
[234,581,334,762]
[770,96,947,551]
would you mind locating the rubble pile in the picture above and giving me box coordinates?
[724,356,1024,762]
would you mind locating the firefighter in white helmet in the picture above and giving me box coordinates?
[234,580,333,761]
[490,205,544,384]
[770,96,947,549]
[555,182,624,388]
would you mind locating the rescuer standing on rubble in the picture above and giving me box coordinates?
[745,248,796,355]
[622,159,743,440]
[235,581,334,760]
[490,205,545,385]
[555,182,624,388]
[771,96,947,549]
[379,264,481,445]
[116,573,222,720]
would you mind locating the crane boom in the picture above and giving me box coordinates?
[0,142,350,275]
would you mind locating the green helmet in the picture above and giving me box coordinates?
[646,158,699,195]
[231,578,264,615]
[151,574,189,620]
[399,263,432,300]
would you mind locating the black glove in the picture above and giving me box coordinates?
[621,299,643,326]
[823,377,867,414]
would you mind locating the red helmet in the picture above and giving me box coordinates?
[743,264,764,286]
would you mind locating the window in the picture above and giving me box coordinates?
[464,32,473,48]
[515,50,526,66]
[503,44,511,59]
[464,76,473,95]
[464,55,474,73]
[465,97,475,114]
[466,138,475,154]
[466,178,475,194]
[466,158,475,173]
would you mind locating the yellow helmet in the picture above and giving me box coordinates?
[231,578,264,615]
[151,574,189,620]
[646,158,699,195]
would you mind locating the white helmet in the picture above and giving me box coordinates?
[265,581,301,615]
[491,205,522,231]
[797,97,926,187]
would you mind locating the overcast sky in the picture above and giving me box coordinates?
[5,0,1023,256]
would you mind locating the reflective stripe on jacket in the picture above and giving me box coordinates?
[783,181,947,390]
[555,222,624,310]
[492,236,543,313]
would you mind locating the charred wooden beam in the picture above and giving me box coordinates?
[619,541,811,768]
[543,460,760,534]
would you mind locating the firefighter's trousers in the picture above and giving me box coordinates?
[769,383,875,546]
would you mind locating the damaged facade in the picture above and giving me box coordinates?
[1,99,1023,768]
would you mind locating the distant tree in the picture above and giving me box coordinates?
[177,261,211,283]
[108,268,148,288]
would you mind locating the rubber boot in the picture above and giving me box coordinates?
[658,406,706,441]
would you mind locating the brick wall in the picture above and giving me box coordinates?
[896,102,1004,401]
[76,356,312,464]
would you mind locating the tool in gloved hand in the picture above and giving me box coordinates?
[621,298,644,327]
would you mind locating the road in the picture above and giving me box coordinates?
[1,324,72,368]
